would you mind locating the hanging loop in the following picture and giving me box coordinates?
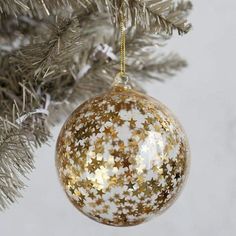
[120,0,126,77]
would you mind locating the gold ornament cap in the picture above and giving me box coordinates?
[113,73,132,89]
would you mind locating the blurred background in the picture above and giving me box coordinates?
[0,0,236,235]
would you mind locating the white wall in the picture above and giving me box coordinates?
[1,0,236,235]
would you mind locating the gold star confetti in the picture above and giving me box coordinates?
[127,182,135,190]
[56,84,190,226]
[129,118,136,129]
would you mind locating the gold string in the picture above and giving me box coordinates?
[120,0,126,77]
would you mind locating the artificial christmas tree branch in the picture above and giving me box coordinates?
[10,17,81,80]
[0,1,192,34]
[0,0,192,210]
[0,116,48,210]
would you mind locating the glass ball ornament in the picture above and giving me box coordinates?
[55,78,190,226]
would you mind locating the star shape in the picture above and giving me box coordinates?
[87,191,95,199]
[114,160,122,168]
[128,118,136,129]
[119,197,126,205]
[122,158,131,168]
[97,189,105,197]
[127,182,135,190]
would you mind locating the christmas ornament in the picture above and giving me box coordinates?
[55,1,190,227]
[56,77,190,226]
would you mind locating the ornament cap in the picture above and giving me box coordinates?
[113,73,132,89]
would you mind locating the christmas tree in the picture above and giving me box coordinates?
[0,0,192,210]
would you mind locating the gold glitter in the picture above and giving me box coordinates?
[56,84,190,227]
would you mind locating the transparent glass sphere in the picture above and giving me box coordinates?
[56,82,190,226]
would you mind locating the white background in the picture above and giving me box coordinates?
[1,0,236,235]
